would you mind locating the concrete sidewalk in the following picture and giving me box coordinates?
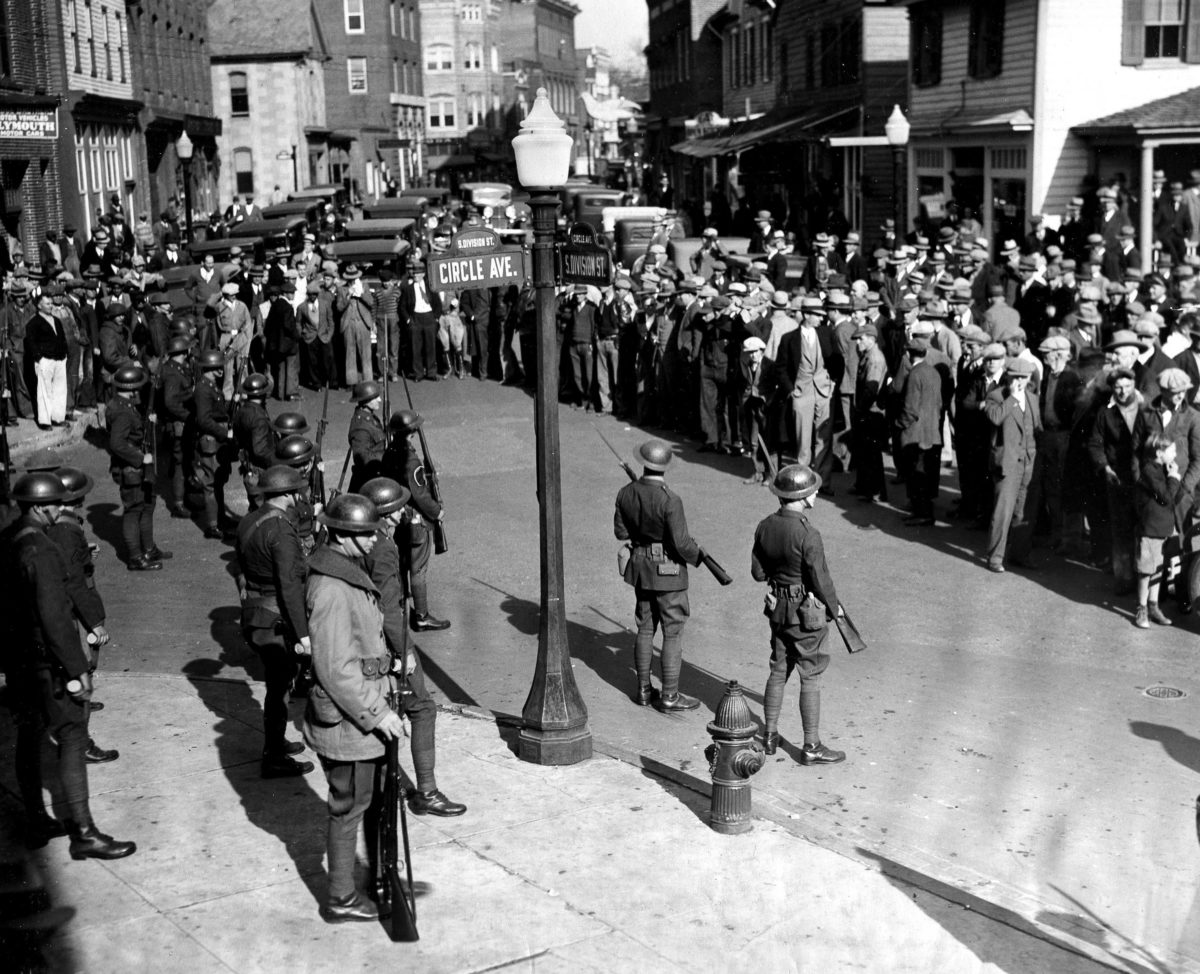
[1,672,1115,973]
[5,406,101,462]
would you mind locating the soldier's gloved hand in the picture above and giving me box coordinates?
[90,625,110,647]
[226,428,234,439]
[376,710,404,740]
[142,453,153,464]
[404,652,417,678]
[67,671,93,702]
[295,636,312,657]
[834,605,845,619]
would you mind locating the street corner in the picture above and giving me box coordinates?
[8,408,102,463]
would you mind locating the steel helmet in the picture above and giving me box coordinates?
[272,411,310,436]
[198,349,224,370]
[170,316,196,337]
[319,492,381,533]
[11,472,68,505]
[113,363,148,391]
[256,464,306,496]
[636,439,674,472]
[388,408,423,435]
[274,435,315,468]
[769,463,822,501]
[360,477,411,515]
[57,466,95,503]
[166,336,191,356]
[352,380,381,404]
[241,373,270,398]
[22,448,66,473]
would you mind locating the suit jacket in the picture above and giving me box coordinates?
[775,326,833,399]
[898,358,943,450]
[398,280,443,320]
[1173,347,1200,405]
[1089,392,1148,485]
[983,302,1021,339]
[1023,228,1060,255]
[1135,460,1186,538]
[1141,397,1200,499]
[983,386,1040,476]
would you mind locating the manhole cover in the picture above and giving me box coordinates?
[1144,685,1187,700]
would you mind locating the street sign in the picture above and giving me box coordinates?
[427,226,527,290]
[559,221,611,287]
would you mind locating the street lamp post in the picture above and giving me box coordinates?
[884,105,910,245]
[511,87,592,766]
[176,130,195,246]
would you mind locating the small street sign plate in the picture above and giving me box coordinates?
[559,221,611,286]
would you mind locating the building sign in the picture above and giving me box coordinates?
[558,222,611,286]
[427,226,527,289]
[0,109,58,140]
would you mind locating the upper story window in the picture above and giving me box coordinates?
[1123,0,1200,64]
[347,57,367,94]
[462,3,481,22]
[426,44,452,71]
[491,44,499,72]
[390,0,397,35]
[230,70,249,115]
[465,42,482,70]
[967,1,1004,79]
[428,95,456,128]
[345,0,364,34]
[911,5,943,87]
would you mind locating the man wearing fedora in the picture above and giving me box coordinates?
[399,260,442,382]
[1024,336,1081,552]
[983,357,1041,571]
[614,440,705,713]
[775,296,835,485]
[337,264,376,386]
[751,463,845,764]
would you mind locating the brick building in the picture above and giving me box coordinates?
[315,0,423,202]
[208,0,333,207]
[418,0,508,185]
[0,0,66,269]
[128,0,221,227]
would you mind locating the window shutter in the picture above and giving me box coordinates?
[1186,0,1200,62]
[1122,0,1145,65]
[967,5,980,77]
[929,9,942,86]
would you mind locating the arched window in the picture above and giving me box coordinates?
[230,71,249,116]
[425,44,452,72]
[233,147,254,196]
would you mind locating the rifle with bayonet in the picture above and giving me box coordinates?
[593,425,733,586]
[145,368,159,486]
[402,375,448,555]
[313,383,329,505]
[376,687,419,942]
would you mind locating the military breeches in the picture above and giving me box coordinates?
[245,624,300,755]
[164,423,189,506]
[117,480,157,560]
[11,667,90,827]
[319,756,379,899]
[196,445,233,528]
[404,527,433,615]
[762,621,830,733]
[632,587,690,695]
[400,652,437,793]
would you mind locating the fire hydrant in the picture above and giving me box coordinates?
[704,680,765,835]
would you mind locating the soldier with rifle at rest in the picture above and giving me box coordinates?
[751,464,846,765]
[313,384,329,504]
[194,350,237,540]
[272,410,309,445]
[275,434,324,557]
[613,439,710,713]
[360,477,465,817]
[383,409,450,632]
[232,373,274,510]
[302,492,406,924]
[107,364,169,571]
[235,465,314,779]
[159,336,195,519]
[347,380,386,493]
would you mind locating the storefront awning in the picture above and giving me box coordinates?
[670,105,860,159]
[910,108,1034,140]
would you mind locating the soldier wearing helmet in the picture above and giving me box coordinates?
[359,477,464,818]
[383,408,450,631]
[347,380,386,493]
[613,439,704,712]
[752,463,846,765]
[194,349,235,539]
[275,433,321,555]
[107,363,169,570]
[235,464,314,779]
[2,473,136,859]
[233,372,275,509]
[159,335,195,518]
[303,492,405,924]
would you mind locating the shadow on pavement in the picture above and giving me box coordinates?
[858,848,1164,974]
[637,755,709,828]
[412,640,479,709]
[1128,721,1200,776]
[84,501,125,561]
[1039,884,1175,974]
[178,609,327,908]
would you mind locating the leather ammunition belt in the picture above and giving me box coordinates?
[242,580,279,613]
[633,542,666,562]
[769,582,805,600]
[360,656,392,679]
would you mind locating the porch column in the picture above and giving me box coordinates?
[1140,139,1155,273]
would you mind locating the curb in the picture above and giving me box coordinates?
[8,409,101,462]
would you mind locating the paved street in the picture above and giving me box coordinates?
[7,375,1200,972]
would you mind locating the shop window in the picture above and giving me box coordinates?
[234,148,254,196]
[230,71,249,116]
[968,1,1005,79]
[911,5,943,86]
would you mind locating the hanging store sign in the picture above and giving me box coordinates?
[0,108,58,140]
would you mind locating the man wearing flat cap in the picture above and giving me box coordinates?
[736,336,774,484]
[895,338,943,525]
[851,322,888,502]
[982,357,1041,571]
[1023,336,1082,551]
[1089,364,1147,592]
